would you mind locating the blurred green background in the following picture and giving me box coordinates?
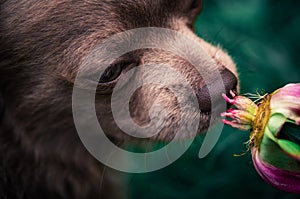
[128,0,300,198]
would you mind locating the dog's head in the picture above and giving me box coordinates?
[0,0,237,144]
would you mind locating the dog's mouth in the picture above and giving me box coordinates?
[150,97,236,142]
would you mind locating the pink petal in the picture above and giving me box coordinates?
[271,84,300,123]
[272,83,300,99]
[252,149,300,194]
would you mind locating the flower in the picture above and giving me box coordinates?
[222,83,300,194]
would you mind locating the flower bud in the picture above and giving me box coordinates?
[222,83,300,193]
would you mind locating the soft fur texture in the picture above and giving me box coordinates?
[0,0,237,198]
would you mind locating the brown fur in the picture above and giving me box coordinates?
[0,0,237,198]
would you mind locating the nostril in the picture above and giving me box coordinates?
[221,69,238,109]
[221,68,238,95]
[196,85,211,112]
[196,68,238,112]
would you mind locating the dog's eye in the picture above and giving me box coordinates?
[96,61,138,94]
[99,62,127,84]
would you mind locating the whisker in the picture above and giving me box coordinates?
[227,38,247,52]
[99,166,107,195]
[164,145,171,164]
[213,26,225,44]
[98,144,121,192]
[144,145,148,171]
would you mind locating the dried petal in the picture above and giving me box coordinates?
[221,92,258,131]
[222,119,252,130]
[221,109,254,125]
[222,92,258,115]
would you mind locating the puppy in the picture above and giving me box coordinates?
[0,0,238,198]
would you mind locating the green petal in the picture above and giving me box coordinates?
[268,113,287,136]
[281,122,300,146]
[264,125,278,143]
[259,134,300,172]
[277,139,300,161]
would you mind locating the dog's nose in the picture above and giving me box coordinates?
[221,68,238,96]
[196,68,238,112]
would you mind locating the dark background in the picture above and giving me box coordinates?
[128,0,300,198]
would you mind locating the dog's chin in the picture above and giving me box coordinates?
[106,108,213,144]
[146,111,212,142]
